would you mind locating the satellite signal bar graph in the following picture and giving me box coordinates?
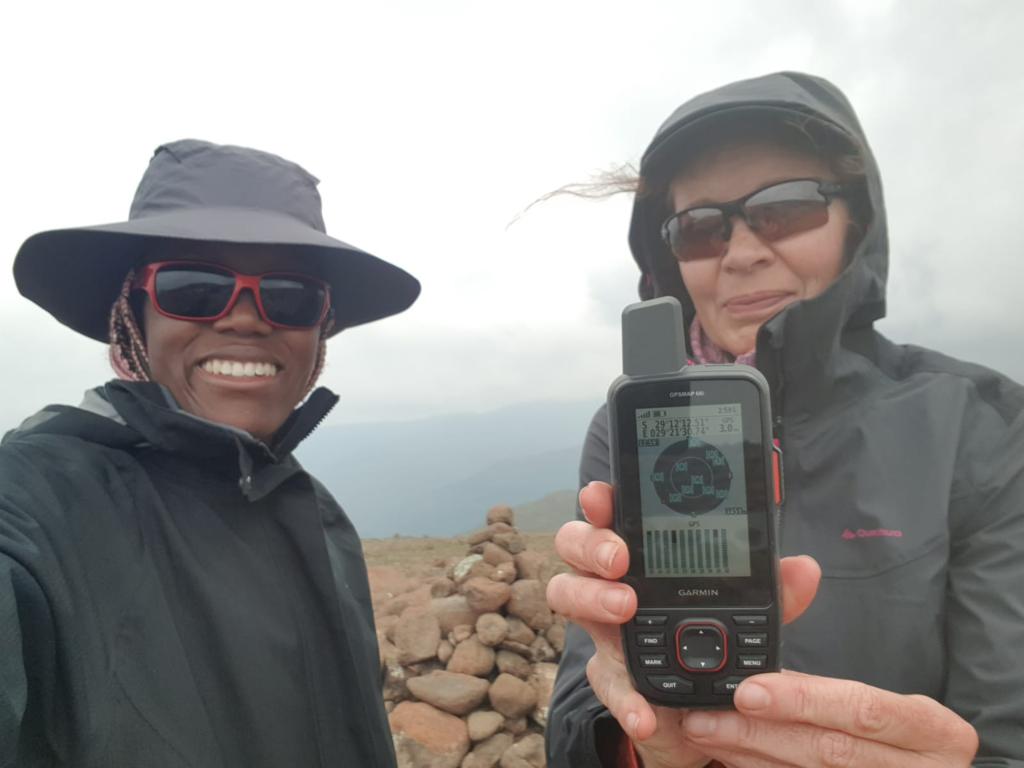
[645,527,729,576]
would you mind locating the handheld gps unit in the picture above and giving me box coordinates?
[608,297,782,708]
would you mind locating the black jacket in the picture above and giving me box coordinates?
[0,381,396,767]
[547,73,1024,767]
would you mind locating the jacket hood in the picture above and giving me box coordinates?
[628,71,889,405]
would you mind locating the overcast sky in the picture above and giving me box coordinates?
[2,0,1021,431]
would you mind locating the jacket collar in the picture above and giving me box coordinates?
[101,380,338,500]
[7,380,338,502]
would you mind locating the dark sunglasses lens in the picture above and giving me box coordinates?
[668,208,728,261]
[154,265,235,319]
[260,276,327,327]
[745,181,828,241]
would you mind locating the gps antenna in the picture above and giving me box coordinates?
[621,297,687,377]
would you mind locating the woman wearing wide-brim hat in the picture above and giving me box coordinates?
[1,139,418,766]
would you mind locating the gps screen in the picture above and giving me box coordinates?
[635,403,750,578]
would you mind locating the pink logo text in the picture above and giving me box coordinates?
[841,528,903,540]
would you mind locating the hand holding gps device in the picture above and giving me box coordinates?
[609,297,782,708]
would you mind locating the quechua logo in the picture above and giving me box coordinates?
[842,528,903,540]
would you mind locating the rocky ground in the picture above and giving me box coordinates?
[363,507,568,768]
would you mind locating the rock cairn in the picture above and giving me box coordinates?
[374,505,568,768]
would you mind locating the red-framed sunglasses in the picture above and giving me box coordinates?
[133,261,332,329]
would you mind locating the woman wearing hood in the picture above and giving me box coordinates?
[545,73,1023,766]
[0,140,419,766]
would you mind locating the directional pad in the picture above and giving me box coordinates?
[677,622,727,673]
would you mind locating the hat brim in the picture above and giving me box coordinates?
[14,206,420,341]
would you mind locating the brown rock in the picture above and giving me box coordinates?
[528,663,559,728]
[378,614,400,644]
[380,583,434,618]
[437,639,454,664]
[431,596,479,634]
[394,608,442,664]
[512,551,547,582]
[450,624,474,645]
[407,671,490,716]
[499,734,545,768]
[390,701,470,768]
[467,522,515,546]
[462,731,514,768]
[431,577,456,598]
[463,577,511,613]
[481,541,514,566]
[495,650,532,680]
[488,673,538,718]
[498,640,532,656]
[455,559,498,584]
[486,505,515,526]
[491,562,517,584]
[492,531,526,554]
[528,636,556,663]
[504,618,536,646]
[467,709,505,742]
[545,623,566,654]
[368,565,419,603]
[507,581,553,631]
[503,716,528,735]
[447,636,495,677]
[475,561,501,582]
[476,613,509,647]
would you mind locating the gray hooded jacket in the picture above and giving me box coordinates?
[546,72,1024,767]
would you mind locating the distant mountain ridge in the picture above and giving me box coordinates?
[296,399,598,537]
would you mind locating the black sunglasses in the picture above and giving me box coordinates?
[660,178,850,262]
[134,261,331,329]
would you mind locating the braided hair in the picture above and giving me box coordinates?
[107,269,331,397]
[108,269,151,382]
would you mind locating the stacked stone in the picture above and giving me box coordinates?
[376,505,567,768]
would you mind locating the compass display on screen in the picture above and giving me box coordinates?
[650,438,733,515]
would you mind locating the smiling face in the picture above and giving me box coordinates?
[669,140,851,357]
[141,244,323,442]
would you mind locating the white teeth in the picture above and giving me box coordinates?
[201,359,278,378]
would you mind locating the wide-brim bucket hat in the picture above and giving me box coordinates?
[14,139,420,341]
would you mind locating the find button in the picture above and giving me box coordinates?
[636,632,665,648]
